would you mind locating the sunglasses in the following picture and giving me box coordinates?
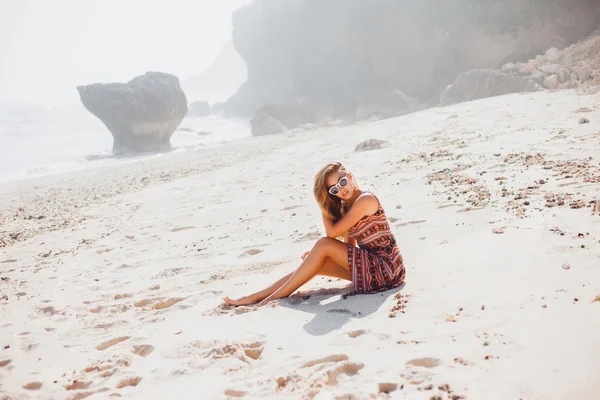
[328,174,349,195]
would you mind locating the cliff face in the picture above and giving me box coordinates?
[225,0,600,117]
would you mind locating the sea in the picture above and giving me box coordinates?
[0,103,251,184]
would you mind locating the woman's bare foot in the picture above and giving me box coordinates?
[223,295,262,307]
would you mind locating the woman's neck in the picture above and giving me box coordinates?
[346,188,363,207]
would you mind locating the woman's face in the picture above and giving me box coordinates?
[326,171,354,201]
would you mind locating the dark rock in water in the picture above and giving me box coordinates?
[77,72,188,154]
[188,101,211,117]
[440,69,541,106]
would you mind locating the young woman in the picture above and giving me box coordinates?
[223,161,405,307]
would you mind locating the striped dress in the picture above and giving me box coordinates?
[347,193,405,294]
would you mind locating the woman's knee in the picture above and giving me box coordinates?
[313,237,336,254]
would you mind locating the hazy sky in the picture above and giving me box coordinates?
[0,0,249,106]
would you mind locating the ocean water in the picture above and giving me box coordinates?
[0,104,251,183]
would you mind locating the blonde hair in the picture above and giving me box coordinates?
[313,161,350,223]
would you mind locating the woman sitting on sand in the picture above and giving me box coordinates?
[223,161,405,307]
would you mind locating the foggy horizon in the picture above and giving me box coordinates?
[0,0,250,107]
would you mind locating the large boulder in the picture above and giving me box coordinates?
[77,72,188,154]
[440,69,541,106]
[225,0,600,115]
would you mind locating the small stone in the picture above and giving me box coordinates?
[501,63,517,72]
[579,117,590,124]
[541,64,561,74]
[558,69,567,83]
[354,138,391,152]
[535,55,546,64]
[545,47,561,62]
[563,80,578,90]
[561,264,571,270]
[519,62,537,75]
[543,75,559,90]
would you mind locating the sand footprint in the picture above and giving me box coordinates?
[134,297,184,310]
[224,388,247,397]
[294,232,320,242]
[378,382,398,394]
[324,362,364,385]
[301,354,349,369]
[406,357,441,368]
[96,336,130,351]
[169,226,196,232]
[23,382,42,390]
[65,381,92,390]
[131,345,155,358]
[116,376,142,389]
[239,249,263,257]
[347,330,367,338]
[37,306,60,316]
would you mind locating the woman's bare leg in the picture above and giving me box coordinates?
[223,272,293,306]
[258,238,351,306]
[223,241,351,307]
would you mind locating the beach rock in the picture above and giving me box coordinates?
[543,75,560,90]
[531,70,544,80]
[354,139,391,152]
[250,112,286,136]
[579,117,590,124]
[535,55,547,65]
[440,69,540,106]
[545,47,562,62]
[519,62,538,75]
[501,63,517,72]
[558,69,568,83]
[578,63,592,82]
[77,72,187,154]
[188,101,211,117]
[541,64,562,74]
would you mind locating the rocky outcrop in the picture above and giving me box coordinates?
[226,0,600,120]
[77,72,188,154]
[440,70,541,106]
[447,34,600,103]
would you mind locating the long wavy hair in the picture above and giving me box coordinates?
[313,162,350,223]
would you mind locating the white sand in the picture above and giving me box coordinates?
[1,90,599,400]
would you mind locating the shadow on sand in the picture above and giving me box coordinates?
[279,282,405,336]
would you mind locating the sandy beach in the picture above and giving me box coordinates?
[1,89,599,399]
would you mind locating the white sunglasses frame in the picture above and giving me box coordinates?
[328,174,349,195]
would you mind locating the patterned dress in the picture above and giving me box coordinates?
[347,193,405,294]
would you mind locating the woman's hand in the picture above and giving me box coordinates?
[301,251,310,260]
